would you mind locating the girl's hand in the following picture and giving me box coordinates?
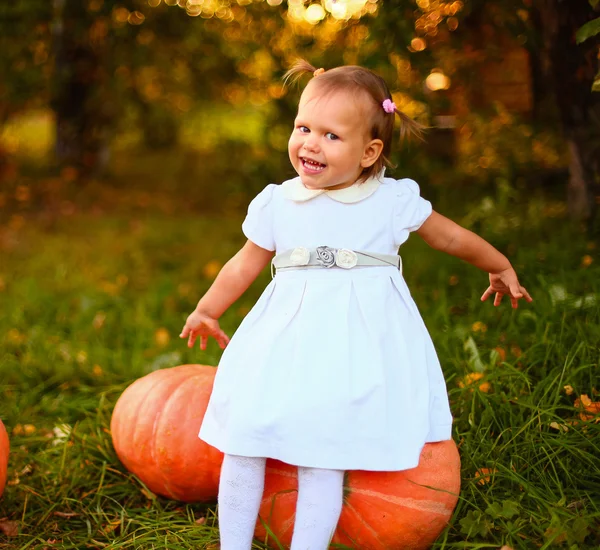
[481,268,533,308]
[180,310,230,350]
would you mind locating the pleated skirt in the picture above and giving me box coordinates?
[199,266,452,471]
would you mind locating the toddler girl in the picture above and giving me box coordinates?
[180,59,532,550]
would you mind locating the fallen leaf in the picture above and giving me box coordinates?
[475,467,496,485]
[103,519,122,533]
[575,394,600,422]
[549,422,569,432]
[567,499,586,510]
[471,321,487,333]
[0,519,19,537]
[579,394,592,407]
[53,511,78,518]
[52,424,72,446]
[493,346,506,363]
[544,525,567,543]
[459,372,491,393]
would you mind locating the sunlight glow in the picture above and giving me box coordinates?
[152,0,379,23]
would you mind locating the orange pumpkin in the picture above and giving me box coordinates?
[255,440,461,550]
[110,364,223,501]
[0,419,8,498]
[112,364,460,549]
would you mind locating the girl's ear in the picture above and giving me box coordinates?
[360,139,384,168]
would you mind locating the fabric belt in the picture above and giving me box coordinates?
[271,246,402,278]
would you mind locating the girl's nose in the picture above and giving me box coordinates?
[302,136,319,152]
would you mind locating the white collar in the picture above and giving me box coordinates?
[282,172,384,204]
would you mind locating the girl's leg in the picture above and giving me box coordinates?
[218,454,267,550]
[290,466,345,550]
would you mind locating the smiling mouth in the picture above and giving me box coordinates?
[301,157,326,172]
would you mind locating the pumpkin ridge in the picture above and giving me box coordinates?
[115,372,165,471]
[341,499,385,547]
[279,515,296,540]
[145,370,191,474]
[265,467,296,479]
[260,490,297,509]
[349,487,452,516]
[153,371,201,499]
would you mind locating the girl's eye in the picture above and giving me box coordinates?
[326,132,339,140]
[298,126,309,133]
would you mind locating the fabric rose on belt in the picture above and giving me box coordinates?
[290,246,310,266]
[316,246,336,268]
[335,249,358,269]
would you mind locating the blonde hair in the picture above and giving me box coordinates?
[284,59,425,181]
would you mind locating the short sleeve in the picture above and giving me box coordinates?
[392,178,433,246]
[241,184,277,251]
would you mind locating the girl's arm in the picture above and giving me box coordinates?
[416,211,532,308]
[180,240,274,349]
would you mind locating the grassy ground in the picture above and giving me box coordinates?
[0,178,599,549]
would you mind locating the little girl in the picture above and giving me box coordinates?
[180,60,532,550]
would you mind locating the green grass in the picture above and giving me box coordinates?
[0,181,599,549]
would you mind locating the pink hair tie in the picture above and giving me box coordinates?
[382,99,396,113]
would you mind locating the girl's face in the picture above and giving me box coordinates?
[288,84,383,190]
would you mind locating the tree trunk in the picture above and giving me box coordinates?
[52,0,113,177]
[534,0,600,223]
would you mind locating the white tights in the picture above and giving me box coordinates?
[218,454,344,550]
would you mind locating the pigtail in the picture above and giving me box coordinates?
[283,58,319,87]
[396,109,427,142]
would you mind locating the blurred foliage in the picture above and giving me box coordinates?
[1,0,599,212]
[0,2,53,124]
[576,10,600,91]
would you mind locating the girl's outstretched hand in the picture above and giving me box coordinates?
[481,267,533,308]
[180,310,230,350]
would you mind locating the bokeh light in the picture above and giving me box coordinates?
[425,70,451,91]
[305,3,326,24]
[149,0,380,24]
[411,37,427,51]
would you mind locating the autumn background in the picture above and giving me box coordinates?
[1,0,600,548]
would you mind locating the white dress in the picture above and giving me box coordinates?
[199,174,453,471]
